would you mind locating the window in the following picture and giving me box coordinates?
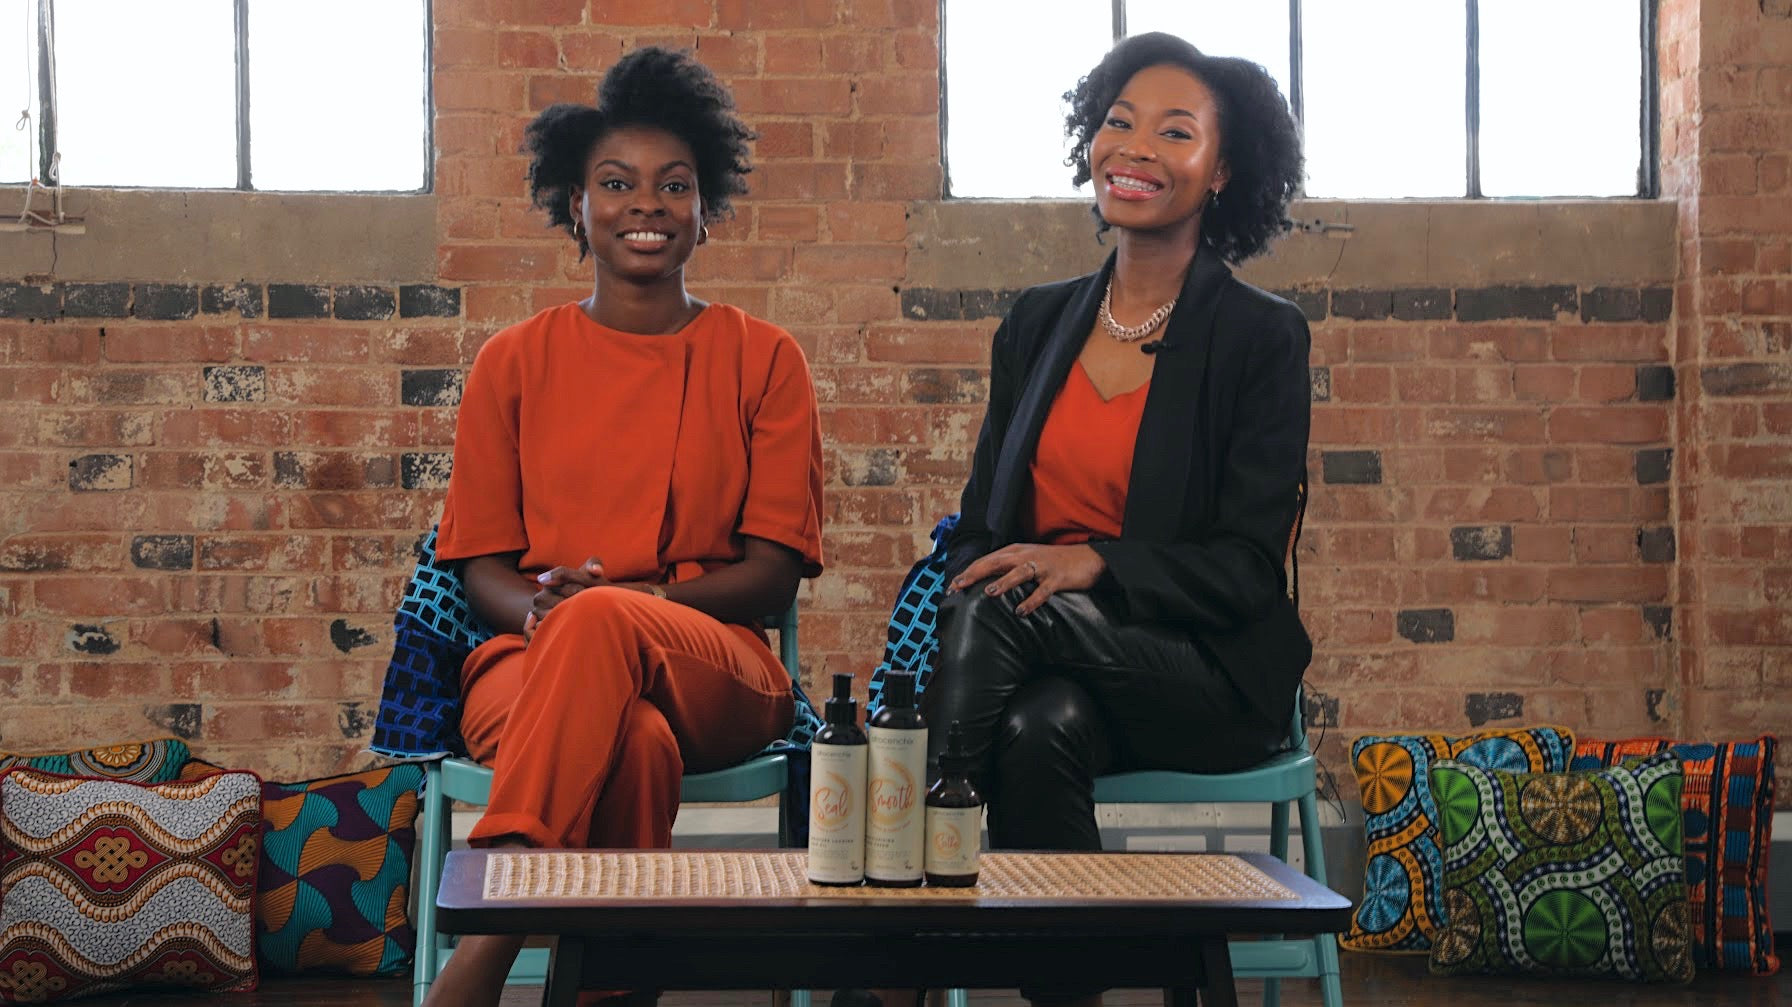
[942,0,1654,199]
[5,0,430,192]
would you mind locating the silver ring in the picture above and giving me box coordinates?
[1025,560,1039,579]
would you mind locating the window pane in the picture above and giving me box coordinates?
[1302,0,1465,198]
[53,0,237,188]
[1480,0,1640,197]
[1,0,37,183]
[1125,0,1290,102]
[945,0,1112,198]
[248,0,428,191]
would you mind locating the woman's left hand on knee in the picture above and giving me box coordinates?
[949,543,1106,616]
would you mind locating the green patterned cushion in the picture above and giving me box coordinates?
[0,739,190,783]
[1342,726,1576,952]
[1427,751,1694,982]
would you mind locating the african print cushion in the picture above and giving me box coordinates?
[1426,751,1693,982]
[0,740,189,784]
[1342,726,1575,953]
[0,767,261,1003]
[256,764,425,976]
[1572,736,1778,975]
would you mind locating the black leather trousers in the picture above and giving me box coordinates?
[923,582,1287,852]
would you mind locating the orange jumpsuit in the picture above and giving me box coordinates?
[436,302,824,852]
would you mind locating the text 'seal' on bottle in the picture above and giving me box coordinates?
[807,672,867,885]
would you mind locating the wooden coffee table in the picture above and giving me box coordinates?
[435,849,1351,1007]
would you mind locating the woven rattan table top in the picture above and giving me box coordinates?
[479,850,1297,903]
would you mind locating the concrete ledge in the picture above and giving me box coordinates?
[1,187,439,284]
[906,199,1679,292]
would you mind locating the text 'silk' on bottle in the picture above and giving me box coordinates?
[807,672,867,885]
[866,670,927,887]
[925,720,983,887]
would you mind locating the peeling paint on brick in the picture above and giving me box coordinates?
[399,284,461,318]
[131,535,194,571]
[132,284,198,320]
[267,284,331,318]
[1465,692,1523,726]
[333,285,396,321]
[1303,690,1339,728]
[401,369,465,406]
[204,365,267,403]
[1392,288,1451,320]
[144,703,203,740]
[1450,525,1513,561]
[1634,448,1673,485]
[1321,450,1381,485]
[201,283,263,318]
[62,282,130,318]
[1645,688,1667,722]
[400,452,454,490]
[1642,605,1673,639]
[67,624,120,655]
[68,454,132,491]
[1310,366,1331,402]
[1398,608,1455,643]
[337,701,375,739]
[329,619,377,653]
[0,282,59,319]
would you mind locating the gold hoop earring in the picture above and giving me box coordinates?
[699,224,710,244]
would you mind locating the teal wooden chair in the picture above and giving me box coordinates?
[411,604,811,1007]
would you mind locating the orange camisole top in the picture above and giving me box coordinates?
[1024,360,1151,545]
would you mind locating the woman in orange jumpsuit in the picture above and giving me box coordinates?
[423,48,824,1007]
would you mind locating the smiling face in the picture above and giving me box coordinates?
[1089,63,1230,237]
[571,125,705,282]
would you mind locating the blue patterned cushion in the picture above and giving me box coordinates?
[867,514,957,714]
[1428,752,1694,982]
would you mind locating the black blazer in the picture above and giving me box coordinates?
[944,248,1313,724]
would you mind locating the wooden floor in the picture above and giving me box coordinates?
[72,950,1791,1006]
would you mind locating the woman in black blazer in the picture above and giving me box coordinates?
[928,32,1310,861]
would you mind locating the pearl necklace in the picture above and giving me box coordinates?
[1099,278,1177,342]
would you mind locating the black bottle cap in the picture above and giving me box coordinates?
[883,671,916,709]
[940,720,969,774]
[824,672,858,727]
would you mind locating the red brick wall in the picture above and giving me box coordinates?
[1661,0,1792,771]
[0,0,1784,800]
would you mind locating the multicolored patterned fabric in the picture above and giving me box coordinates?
[370,528,487,758]
[1342,726,1576,953]
[867,513,957,714]
[1571,736,1778,975]
[0,740,190,784]
[256,764,425,976]
[0,767,261,1003]
[1427,752,1693,982]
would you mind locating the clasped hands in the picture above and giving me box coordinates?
[946,543,1106,617]
[522,557,654,642]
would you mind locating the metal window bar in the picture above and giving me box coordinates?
[1639,0,1660,198]
[35,0,55,184]
[235,0,250,190]
[1466,0,1481,198]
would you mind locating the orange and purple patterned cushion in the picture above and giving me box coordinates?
[1572,736,1778,975]
[0,767,261,1003]
[255,763,425,975]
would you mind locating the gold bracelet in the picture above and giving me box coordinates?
[648,584,668,599]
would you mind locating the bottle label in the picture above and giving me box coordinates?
[865,725,926,882]
[925,804,982,878]
[807,744,866,884]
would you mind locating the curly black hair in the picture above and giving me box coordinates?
[1064,32,1303,263]
[523,47,755,259]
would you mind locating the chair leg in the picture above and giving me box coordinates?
[413,761,451,1007]
[1297,791,1343,1007]
[946,989,968,1007]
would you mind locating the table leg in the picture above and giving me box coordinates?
[544,937,587,1007]
[1195,938,1237,1007]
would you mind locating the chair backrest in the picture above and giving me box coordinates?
[763,601,800,684]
